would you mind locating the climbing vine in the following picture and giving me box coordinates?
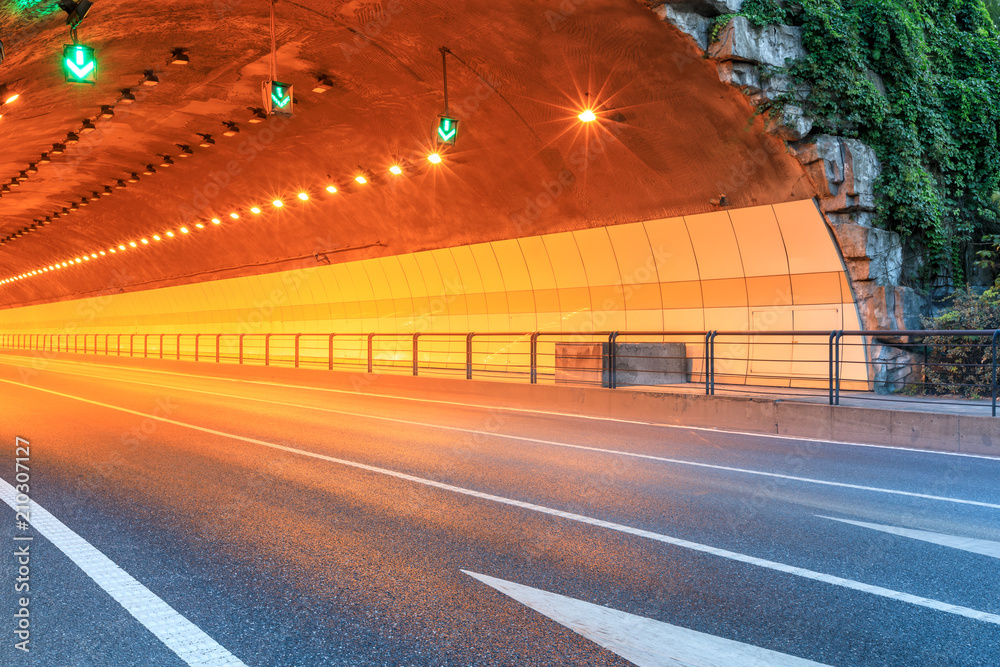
[718,0,1000,285]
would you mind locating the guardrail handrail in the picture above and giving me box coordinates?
[3,329,999,414]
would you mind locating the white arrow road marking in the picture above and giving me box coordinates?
[3,378,1000,626]
[818,515,1000,559]
[463,570,829,667]
[0,477,246,666]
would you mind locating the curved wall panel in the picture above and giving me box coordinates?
[0,200,866,385]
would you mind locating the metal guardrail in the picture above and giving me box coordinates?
[2,329,998,414]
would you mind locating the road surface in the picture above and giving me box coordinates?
[1,352,998,666]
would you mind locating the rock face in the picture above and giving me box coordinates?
[648,2,929,391]
[708,16,806,67]
[647,0,745,17]
[653,4,713,49]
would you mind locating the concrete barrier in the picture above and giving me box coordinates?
[555,342,687,387]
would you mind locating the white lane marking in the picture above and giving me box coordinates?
[463,570,829,667]
[3,368,996,511]
[3,379,999,627]
[0,478,246,666]
[818,515,1000,559]
[3,353,996,461]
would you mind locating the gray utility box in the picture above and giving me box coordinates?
[554,342,687,387]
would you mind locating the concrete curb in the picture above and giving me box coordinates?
[4,350,996,457]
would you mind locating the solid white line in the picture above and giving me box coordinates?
[3,353,995,461]
[3,368,996,510]
[818,515,1000,559]
[2,378,999,627]
[464,570,830,666]
[0,477,246,666]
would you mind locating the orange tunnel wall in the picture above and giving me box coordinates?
[0,200,865,386]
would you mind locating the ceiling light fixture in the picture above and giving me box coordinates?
[222,121,240,137]
[297,192,308,200]
[312,76,334,93]
[119,89,136,104]
[428,153,442,164]
[197,133,215,147]
[142,71,159,87]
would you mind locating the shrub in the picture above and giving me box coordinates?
[921,287,1000,397]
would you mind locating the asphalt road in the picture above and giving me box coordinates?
[0,352,998,666]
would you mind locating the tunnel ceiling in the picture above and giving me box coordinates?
[0,0,817,310]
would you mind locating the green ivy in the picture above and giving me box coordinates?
[720,0,1000,284]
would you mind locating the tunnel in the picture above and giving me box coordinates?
[0,0,866,387]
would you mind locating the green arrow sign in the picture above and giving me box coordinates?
[63,44,96,84]
[436,116,458,145]
[271,84,290,108]
[268,81,293,115]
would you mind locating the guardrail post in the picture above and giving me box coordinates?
[828,331,838,406]
[144,334,149,358]
[466,333,475,380]
[992,330,998,417]
[159,334,165,359]
[239,334,245,364]
[265,333,273,366]
[176,334,181,360]
[412,333,420,376]
[104,335,109,355]
[835,331,845,406]
[708,331,719,396]
[216,334,222,363]
[608,332,620,389]
[530,332,540,384]
[367,333,375,374]
[194,334,200,362]
[294,333,302,368]
[704,332,712,394]
[328,334,335,371]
